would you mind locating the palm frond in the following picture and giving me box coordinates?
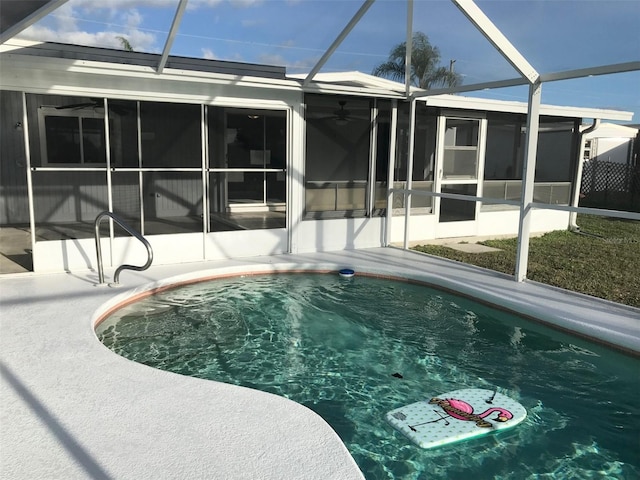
[373,31,462,90]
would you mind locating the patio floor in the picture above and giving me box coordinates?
[1,247,638,479]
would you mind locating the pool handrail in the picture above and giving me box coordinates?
[94,211,153,285]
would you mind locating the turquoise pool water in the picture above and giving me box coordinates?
[96,273,639,479]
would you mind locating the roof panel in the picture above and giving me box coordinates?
[14,0,179,53]
[5,0,639,122]
[475,0,640,73]
[173,0,365,73]
[412,0,521,85]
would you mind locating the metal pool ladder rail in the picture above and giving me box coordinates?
[94,211,153,286]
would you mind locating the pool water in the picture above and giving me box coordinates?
[96,273,640,479]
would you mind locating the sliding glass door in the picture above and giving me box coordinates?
[208,106,287,231]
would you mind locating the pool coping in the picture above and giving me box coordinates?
[1,247,639,479]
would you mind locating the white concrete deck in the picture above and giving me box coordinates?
[1,247,639,480]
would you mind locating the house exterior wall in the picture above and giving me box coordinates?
[31,229,291,274]
[591,138,632,164]
[583,123,638,165]
[296,218,385,253]
[0,90,29,225]
[2,43,619,274]
[1,49,303,272]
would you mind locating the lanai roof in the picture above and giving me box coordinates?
[1,0,638,120]
[0,37,633,123]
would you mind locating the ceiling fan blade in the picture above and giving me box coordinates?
[55,102,95,110]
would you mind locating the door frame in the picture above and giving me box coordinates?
[434,112,487,238]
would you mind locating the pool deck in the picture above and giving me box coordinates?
[1,247,639,479]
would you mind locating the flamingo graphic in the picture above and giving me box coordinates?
[409,397,513,431]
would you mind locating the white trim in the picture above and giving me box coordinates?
[290,71,409,93]
[423,94,633,122]
[201,104,208,252]
[385,99,398,247]
[367,101,378,217]
[403,99,417,249]
[22,92,37,269]
[104,98,114,248]
[1,41,632,121]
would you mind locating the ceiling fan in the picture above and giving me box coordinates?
[333,100,351,124]
[56,97,103,111]
[55,98,132,115]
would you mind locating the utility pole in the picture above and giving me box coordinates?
[449,59,456,72]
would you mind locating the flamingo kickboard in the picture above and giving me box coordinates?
[386,388,526,449]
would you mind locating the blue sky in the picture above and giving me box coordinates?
[18,0,640,123]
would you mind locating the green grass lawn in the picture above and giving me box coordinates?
[412,215,640,308]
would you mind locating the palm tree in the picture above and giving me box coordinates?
[116,36,134,52]
[373,32,462,89]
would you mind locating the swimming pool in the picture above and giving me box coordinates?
[96,272,639,479]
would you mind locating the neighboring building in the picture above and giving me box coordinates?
[0,40,633,273]
[582,122,638,165]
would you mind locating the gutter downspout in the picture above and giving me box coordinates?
[569,118,600,231]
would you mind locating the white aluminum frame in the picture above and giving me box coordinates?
[157,0,188,74]
[0,0,69,45]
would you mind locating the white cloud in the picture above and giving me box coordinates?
[19,23,157,52]
[123,9,143,29]
[16,0,159,52]
[52,3,80,31]
[122,29,158,51]
[202,48,217,59]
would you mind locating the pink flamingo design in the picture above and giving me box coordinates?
[409,397,513,431]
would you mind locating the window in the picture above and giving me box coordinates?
[207,106,287,231]
[38,107,107,165]
[443,118,479,179]
[583,140,592,161]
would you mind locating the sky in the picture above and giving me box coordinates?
[15,0,640,123]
